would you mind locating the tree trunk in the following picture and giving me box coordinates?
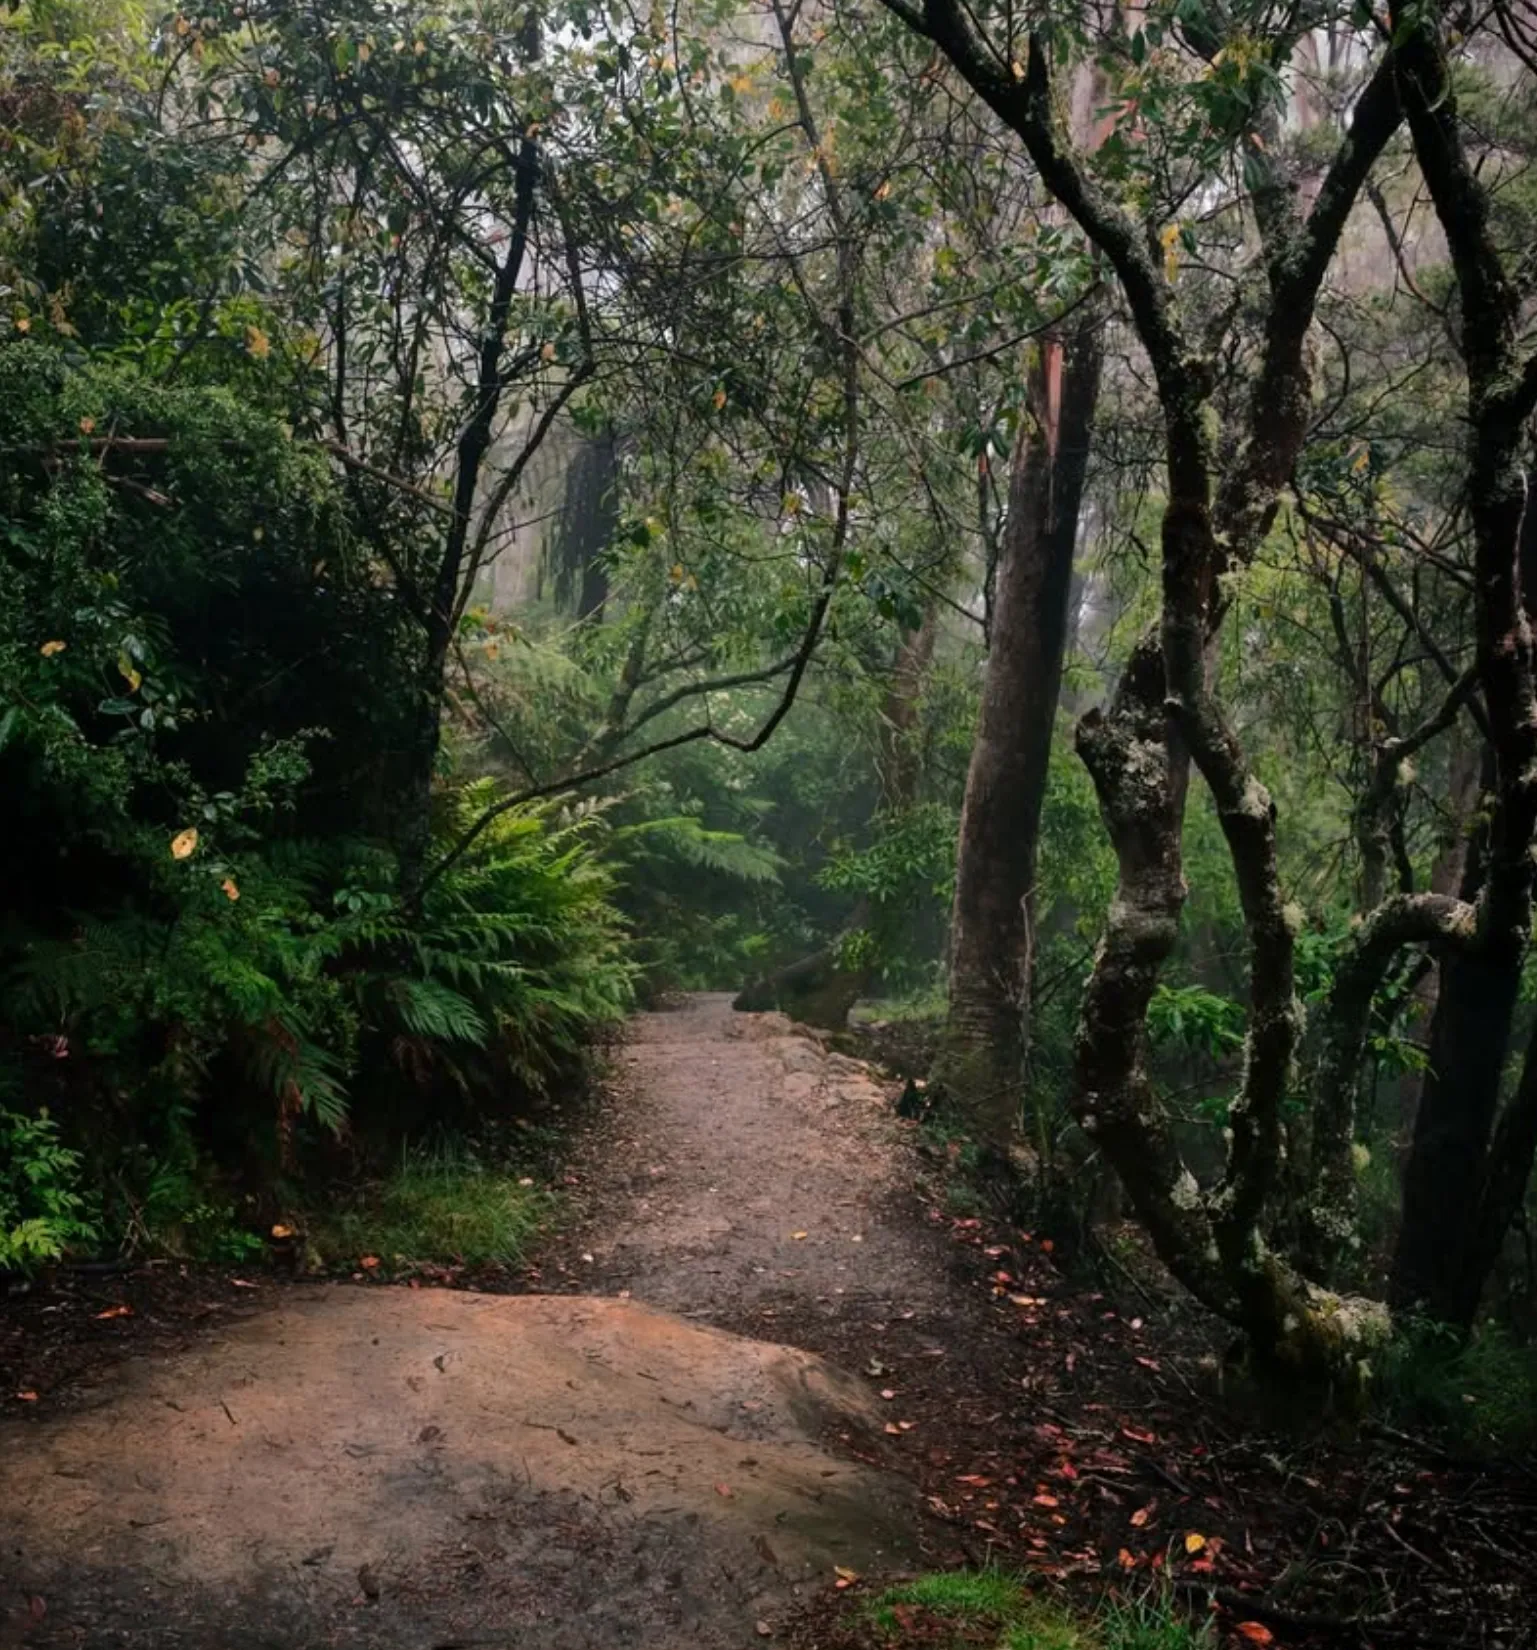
[935,316,1103,1151]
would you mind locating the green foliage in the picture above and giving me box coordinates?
[866,1569,1208,1650]
[0,1106,97,1273]
[1147,985,1245,1059]
[1377,1320,1537,1454]
[315,1142,556,1271]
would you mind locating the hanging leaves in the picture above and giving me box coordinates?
[170,828,199,860]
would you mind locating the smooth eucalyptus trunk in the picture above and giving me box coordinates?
[937,318,1103,1150]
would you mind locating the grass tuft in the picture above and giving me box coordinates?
[865,1571,1210,1650]
[315,1142,555,1271]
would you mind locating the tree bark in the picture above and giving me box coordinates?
[1384,0,1537,1329]
[937,315,1103,1149]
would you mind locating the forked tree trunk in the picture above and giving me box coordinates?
[936,317,1103,1152]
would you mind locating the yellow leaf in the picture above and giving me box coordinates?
[712,388,727,410]
[791,1230,808,1240]
[221,877,240,902]
[40,640,66,657]
[541,341,557,362]
[118,652,142,692]
[14,316,31,334]
[1159,222,1182,282]
[271,1223,294,1239]
[1184,1532,1206,1554]
[79,416,96,435]
[170,828,199,861]
[358,40,372,61]
[874,180,892,201]
[245,325,271,360]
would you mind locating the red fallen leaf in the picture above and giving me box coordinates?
[1118,1548,1138,1570]
[1121,1427,1157,1445]
[94,1304,132,1320]
[230,1278,259,1289]
[1130,1505,1153,1527]
[714,1483,734,1498]
[983,1245,1008,1257]
[1032,1494,1060,1508]
[28,1598,46,1622]
[359,1255,381,1270]
[884,1422,903,1435]
[1190,1557,1215,1574]
[15,1391,38,1402]
[1235,1625,1274,1646]
[1057,1459,1078,1479]
[1135,1356,1161,1371]
[956,1474,992,1486]
[1040,1239,1055,1253]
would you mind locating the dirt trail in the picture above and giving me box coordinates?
[1,998,952,1650]
[560,995,956,1329]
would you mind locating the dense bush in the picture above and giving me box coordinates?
[0,342,634,1266]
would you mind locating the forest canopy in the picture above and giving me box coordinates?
[3,0,1537,1386]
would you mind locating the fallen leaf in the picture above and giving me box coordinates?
[880,1388,896,1400]
[956,1474,992,1487]
[170,827,199,860]
[756,1623,772,1639]
[359,1255,380,1270]
[94,1304,132,1320]
[1040,1238,1055,1253]
[1185,1532,1207,1554]
[40,640,66,657]
[230,1277,259,1288]
[1235,1625,1274,1646]
[1122,1427,1157,1445]
[1118,1548,1137,1569]
[884,1422,903,1435]
[833,1565,859,1587]
[15,1391,39,1402]
[1130,1506,1152,1527]
[714,1482,734,1497]
[791,1231,809,1241]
